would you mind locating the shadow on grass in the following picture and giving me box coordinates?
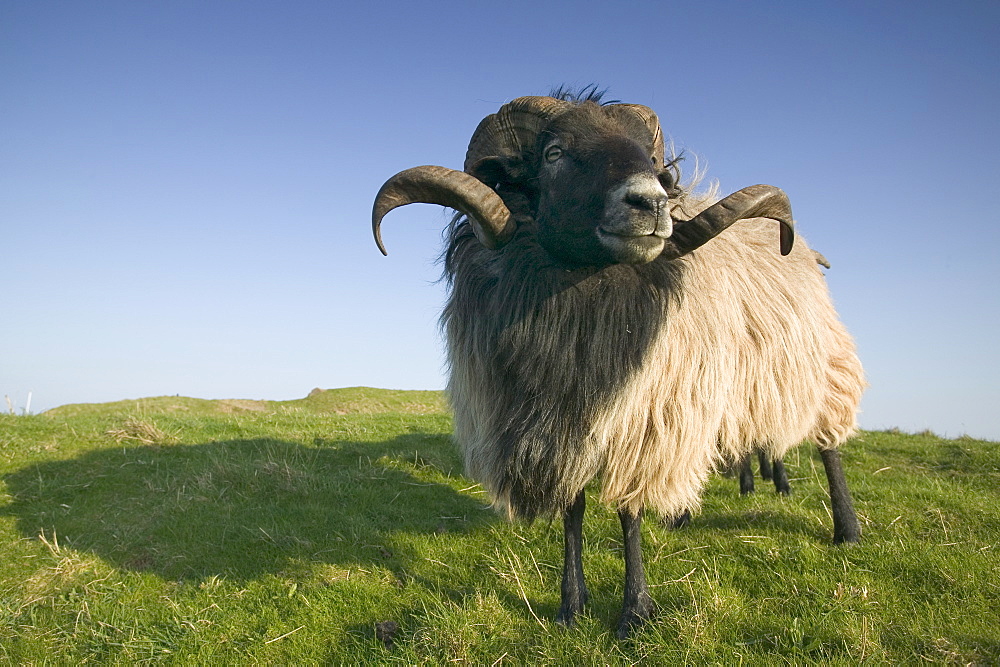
[1,433,494,583]
[689,508,830,542]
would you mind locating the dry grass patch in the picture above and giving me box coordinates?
[217,399,271,414]
[106,417,175,445]
[20,530,109,608]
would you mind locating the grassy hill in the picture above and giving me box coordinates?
[43,386,449,419]
[1,388,997,663]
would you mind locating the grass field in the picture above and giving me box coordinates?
[1,387,997,664]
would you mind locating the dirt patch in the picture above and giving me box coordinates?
[216,399,270,413]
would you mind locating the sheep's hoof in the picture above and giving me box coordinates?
[615,595,655,639]
[833,516,862,545]
[554,590,588,628]
[554,606,581,628]
[554,611,574,628]
[833,530,861,545]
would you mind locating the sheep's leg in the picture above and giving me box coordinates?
[555,490,588,626]
[771,457,791,495]
[758,451,773,480]
[819,448,861,544]
[616,508,655,638]
[738,454,755,495]
[668,508,691,529]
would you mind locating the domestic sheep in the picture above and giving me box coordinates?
[371,90,865,637]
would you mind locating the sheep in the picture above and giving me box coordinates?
[371,90,865,638]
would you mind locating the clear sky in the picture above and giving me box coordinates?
[3,1,998,439]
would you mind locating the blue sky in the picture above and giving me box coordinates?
[3,1,998,439]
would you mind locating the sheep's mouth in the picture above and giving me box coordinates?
[596,228,667,264]
[597,226,671,240]
[599,208,673,244]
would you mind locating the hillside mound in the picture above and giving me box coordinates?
[43,387,448,418]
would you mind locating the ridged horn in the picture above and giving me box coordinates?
[465,96,572,173]
[605,103,665,167]
[661,184,795,259]
[372,165,515,255]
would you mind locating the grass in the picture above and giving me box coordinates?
[1,388,997,663]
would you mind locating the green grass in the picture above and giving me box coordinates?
[1,388,997,663]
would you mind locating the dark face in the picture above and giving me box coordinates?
[533,106,673,267]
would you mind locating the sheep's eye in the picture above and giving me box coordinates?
[544,145,563,163]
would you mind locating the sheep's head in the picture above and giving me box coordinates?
[373,95,794,267]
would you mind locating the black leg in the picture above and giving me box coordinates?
[555,490,588,626]
[616,508,655,639]
[819,448,861,544]
[758,450,773,480]
[666,508,691,529]
[738,454,755,495]
[771,458,791,495]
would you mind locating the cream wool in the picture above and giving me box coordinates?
[593,217,864,518]
[450,215,864,522]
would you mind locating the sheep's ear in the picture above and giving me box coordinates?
[468,156,526,190]
[657,169,677,196]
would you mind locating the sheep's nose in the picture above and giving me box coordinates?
[623,189,668,216]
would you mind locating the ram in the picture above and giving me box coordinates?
[372,90,865,637]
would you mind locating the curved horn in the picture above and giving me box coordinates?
[661,184,795,260]
[372,165,515,255]
[464,96,572,172]
[605,103,664,167]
